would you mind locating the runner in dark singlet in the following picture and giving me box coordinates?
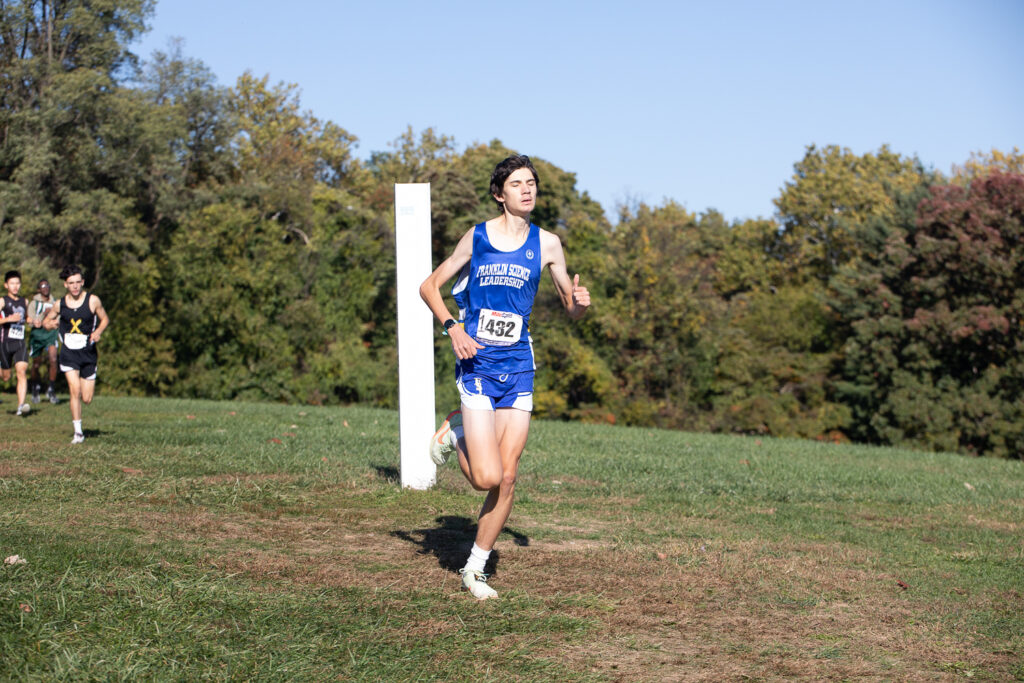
[0,270,30,416]
[43,265,109,443]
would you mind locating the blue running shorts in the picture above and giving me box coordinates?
[457,370,534,411]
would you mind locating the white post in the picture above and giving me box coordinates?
[395,183,436,489]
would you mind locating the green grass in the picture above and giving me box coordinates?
[1,395,1022,680]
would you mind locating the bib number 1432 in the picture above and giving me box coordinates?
[476,308,522,345]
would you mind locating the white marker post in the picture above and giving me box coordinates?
[395,183,436,489]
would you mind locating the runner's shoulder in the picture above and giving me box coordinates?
[538,228,565,264]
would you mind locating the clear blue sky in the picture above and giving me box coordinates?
[133,0,1023,223]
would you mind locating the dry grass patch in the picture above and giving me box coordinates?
[965,514,1020,533]
[12,503,1024,680]
[27,484,1022,680]
[0,457,72,478]
[491,538,1019,681]
[194,472,301,486]
[43,496,1022,681]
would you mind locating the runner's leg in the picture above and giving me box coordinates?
[48,344,58,383]
[80,377,96,405]
[454,408,529,598]
[15,361,27,407]
[66,370,82,421]
[457,407,504,492]
[31,354,41,399]
[472,408,530,552]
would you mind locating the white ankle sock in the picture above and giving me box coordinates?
[464,543,490,573]
[73,420,82,434]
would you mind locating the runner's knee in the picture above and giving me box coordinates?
[479,470,503,491]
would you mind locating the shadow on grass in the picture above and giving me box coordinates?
[392,515,530,576]
[373,465,399,484]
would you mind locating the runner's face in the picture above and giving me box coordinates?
[496,168,537,214]
[65,274,84,297]
[5,277,20,296]
[38,282,49,297]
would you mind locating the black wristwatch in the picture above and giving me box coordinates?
[443,318,458,332]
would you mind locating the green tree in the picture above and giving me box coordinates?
[583,202,717,427]
[162,72,377,403]
[952,147,1024,184]
[164,201,309,400]
[0,0,181,391]
[831,172,1024,456]
[1,0,153,269]
[774,144,929,282]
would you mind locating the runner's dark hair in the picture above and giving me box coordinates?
[490,155,539,210]
[59,264,82,281]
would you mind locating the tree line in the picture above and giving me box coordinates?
[2,1,1021,457]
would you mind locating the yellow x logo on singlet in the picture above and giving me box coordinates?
[69,318,83,334]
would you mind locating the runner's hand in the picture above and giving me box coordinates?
[572,274,591,312]
[449,324,484,360]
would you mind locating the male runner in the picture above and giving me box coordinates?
[420,155,591,599]
[43,265,109,443]
[1,271,31,416]
[28,279,60,404]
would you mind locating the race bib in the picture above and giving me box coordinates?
[64,333,87,350]
[476,308,523,345]
[8,305,25,339]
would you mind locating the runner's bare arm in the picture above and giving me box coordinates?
[541,230,590,320]
[419,228,485,360]
[42,301,60,330]
[90,296,110,342]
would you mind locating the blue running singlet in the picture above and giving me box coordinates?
[452,222,541,378]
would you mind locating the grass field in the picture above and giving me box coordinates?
[1,395,1022,681]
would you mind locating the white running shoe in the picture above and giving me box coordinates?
[20,403,31,415]
[71,432,85,444]
[459,568,498,600]
[429,410,462,465]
